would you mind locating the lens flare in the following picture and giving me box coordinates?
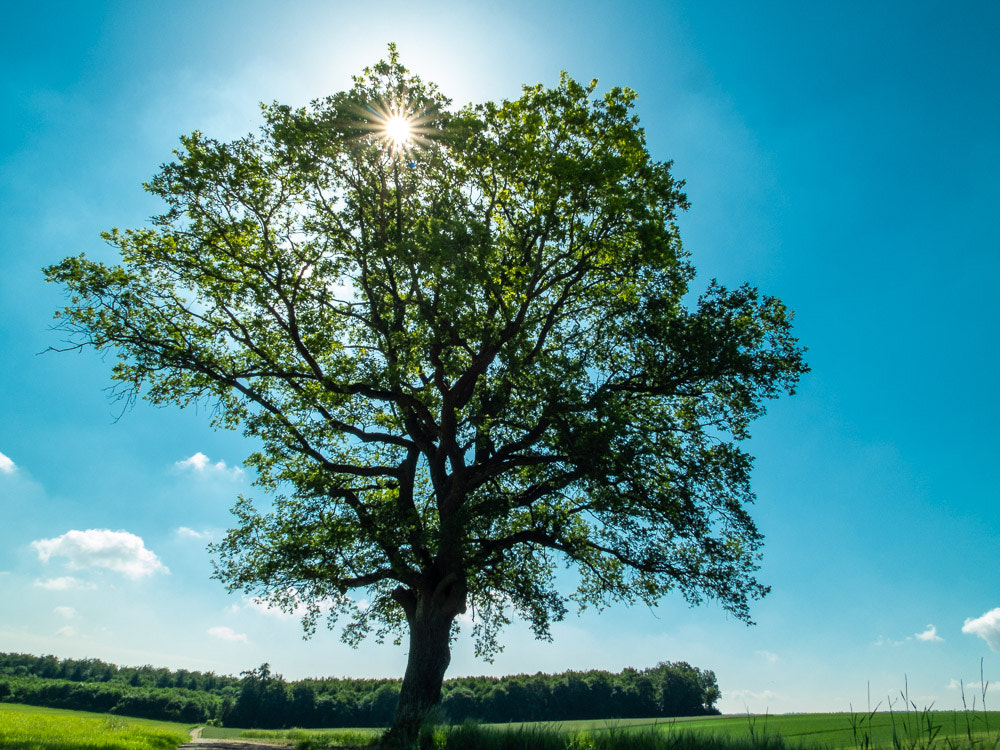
[384,115,412,148]
[352,99,437,155]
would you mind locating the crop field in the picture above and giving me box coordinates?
[569,711,1000,748]
[0,703,191,750]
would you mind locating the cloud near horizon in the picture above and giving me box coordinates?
[207,626,248,643]
[962,608,1000,652]
[32,529,169,580]
[947,678,988,691]
[0,450,16,474]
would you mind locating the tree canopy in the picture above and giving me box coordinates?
[46,47,807,740]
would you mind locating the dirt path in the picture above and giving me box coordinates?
[179,743,293,749]
[178,743,293,749]
[177,727,294,749]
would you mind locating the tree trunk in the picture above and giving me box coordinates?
[386,576,466,747]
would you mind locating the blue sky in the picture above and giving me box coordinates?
[2,0,998,714]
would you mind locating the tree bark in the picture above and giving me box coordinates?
[386,576,466,746]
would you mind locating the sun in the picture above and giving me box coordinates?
[384,115,413,149]
[357,99,435,155]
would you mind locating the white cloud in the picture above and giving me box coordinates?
[32,529,169,579]
[54,606,76,619]
[874,635,901,647]
[176,452,210,470]
[756,650,779,663]
[947,679,989,691]
[238,590,343,620]
[55,626,76,637]
[244,596,301,619]
[963,608,1000,652]
[914,624,943,642]
[242,594,317,620]
[175,452,243,478]
[0,451,15,474]
[208,626,248,643]
[176,526,209,540]
[34,577,96,591]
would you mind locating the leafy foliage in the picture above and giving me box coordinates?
[46,45,805,656]
[45,47,806,735]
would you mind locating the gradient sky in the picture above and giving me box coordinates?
[2,1,998,715]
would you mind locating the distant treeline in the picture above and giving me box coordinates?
[0,652,720,728]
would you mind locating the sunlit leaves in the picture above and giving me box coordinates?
[45,49,806,656]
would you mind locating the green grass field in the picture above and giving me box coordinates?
[0,703,192,749]
[5,701,1000,750]
[575,711,1000,748]
[198,709,1000,749]
[200,724,377,746]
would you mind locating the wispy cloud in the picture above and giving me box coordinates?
[874,626,942,646]
[55,626,76,637]
[207,626,248,643]
[241,593,319,621]
[175,452,243,479]
[34,577,96,591]
[914,624,943,642]
[756,650,779,663]
[874,635,904,647]
[32,529,169,579]
[0,451,16,474]
[963,608,1000,652]
[243,597,301,619]
[947,679,989,691]
[235,591,344,621]
[54,606,76,619]
[176,526,210,540]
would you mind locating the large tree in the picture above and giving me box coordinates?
[46,48,807,743]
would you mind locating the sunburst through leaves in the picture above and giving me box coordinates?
[360,100,438,155]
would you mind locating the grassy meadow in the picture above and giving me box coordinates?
[196,709,1000,750]
[4,699,1000,750]
[0,702,191,749]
